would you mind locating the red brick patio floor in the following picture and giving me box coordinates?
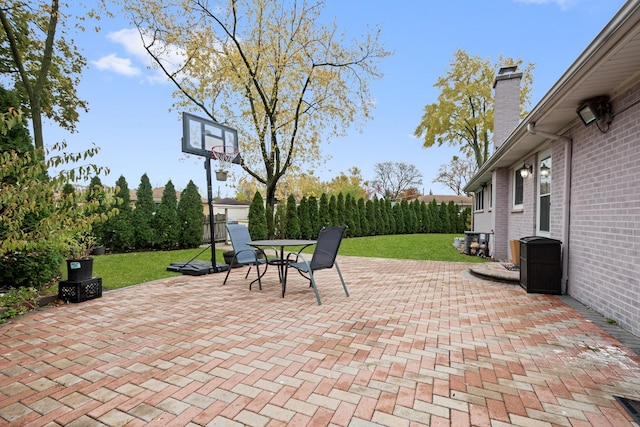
[1,257,640,426]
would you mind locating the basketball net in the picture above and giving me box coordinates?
[211,145,238,181]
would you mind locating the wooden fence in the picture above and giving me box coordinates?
[202,214,227,244]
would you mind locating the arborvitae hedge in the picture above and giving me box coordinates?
[133,174,155,249]
[154,180,180,250]
[178,180,204,248]
[248,191,268,240]
[298,197,311,239]
[308,196,319,237]
[319,193,331,230]
[273,202,286,238]
[103,175,135,252]
[285,194,300,239]
[358,198,368,237]
[336,193,345,226]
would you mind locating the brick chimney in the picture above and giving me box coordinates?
[493,66,522,149]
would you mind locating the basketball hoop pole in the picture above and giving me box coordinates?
[205,156,219,272]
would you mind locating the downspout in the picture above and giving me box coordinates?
[526,123,572,294]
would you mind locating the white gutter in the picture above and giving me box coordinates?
[526,122,572,294]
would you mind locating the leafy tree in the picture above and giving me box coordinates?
[154,181,180,250]
[371,162,423,201]
[434,155,478,196]
[0,104,23,136]
[61,183,74,195]
[117,0,390,236]
[398,187,421,201]
[414,49,534,168]
[102,175,134,252]
[178,181,204,248]
[0,93,58,288]
[248,191,268,240]
[86,176,110,246]
[327,167,367,199]
[0,0,95,150]
[285,195,300,239]
[1,139,112,287]
[0,88,31,154]
[132,174,155,249]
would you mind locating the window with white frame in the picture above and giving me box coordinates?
[513,169,524,208]
[537,151,552,235]
[475,188,484,211]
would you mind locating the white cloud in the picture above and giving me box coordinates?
[98,28,186,84]
[107,28,151,64]
[92,54,141,76]
[514,0,578,10]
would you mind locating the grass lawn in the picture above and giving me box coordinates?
[90,234,488,290]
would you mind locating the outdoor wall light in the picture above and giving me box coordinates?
[577,96,612,128]
[540,164,550,178]
[520,163,533,179]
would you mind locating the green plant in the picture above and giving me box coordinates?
[248,191,268,240]
[0,286,39,324]
[64,232,97,260]
[177,180,205,248]
[0,245,63,289]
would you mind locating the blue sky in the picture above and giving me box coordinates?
[44,0,627,197]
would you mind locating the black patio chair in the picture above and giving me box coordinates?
[223,223,277,290]
[283,226,349,305]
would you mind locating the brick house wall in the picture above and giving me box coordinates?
[506,155,538,260]
[565,83,640,336]
[468,4,640,338]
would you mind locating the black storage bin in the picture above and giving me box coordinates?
[519,237,562,294]
[59,277,103,303]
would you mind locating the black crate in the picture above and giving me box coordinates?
[59,277,102,303]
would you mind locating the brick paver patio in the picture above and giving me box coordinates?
[1,256,639,426]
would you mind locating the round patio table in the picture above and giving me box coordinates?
[248,239,316,296]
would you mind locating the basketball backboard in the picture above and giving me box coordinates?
[182,112,241,164]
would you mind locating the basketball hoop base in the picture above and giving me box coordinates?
[167,260,230,275]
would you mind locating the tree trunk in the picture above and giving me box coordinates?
[31,104,44,151]
[265,181,276,238]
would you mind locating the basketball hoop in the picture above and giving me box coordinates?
[211,144,238,181]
